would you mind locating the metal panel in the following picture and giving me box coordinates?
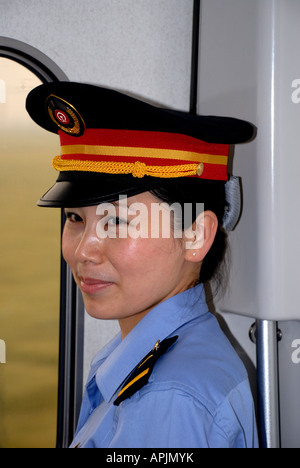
[199,0,300,321]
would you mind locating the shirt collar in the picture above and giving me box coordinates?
[92,283,208,402]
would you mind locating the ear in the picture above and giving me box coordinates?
[184,211,218,263]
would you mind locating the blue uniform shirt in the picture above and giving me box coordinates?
[70,284,258,448]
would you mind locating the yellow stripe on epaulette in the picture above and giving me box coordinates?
[116,368,150,399]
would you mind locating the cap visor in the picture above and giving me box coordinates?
[37,172,162,207]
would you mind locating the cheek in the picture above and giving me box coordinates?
[111,238,181,281]
[61,228,76,267]
[108,239,146,274]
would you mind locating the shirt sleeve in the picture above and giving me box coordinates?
[107,380,258,448]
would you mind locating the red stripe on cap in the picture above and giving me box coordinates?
[59,129,229,156]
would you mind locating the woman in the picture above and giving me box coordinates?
[26,82,258,448]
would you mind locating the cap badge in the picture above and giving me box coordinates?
[46,94,85,136]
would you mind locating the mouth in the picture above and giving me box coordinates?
[78,276,114,295]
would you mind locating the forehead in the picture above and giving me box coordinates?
[114,191,158,206]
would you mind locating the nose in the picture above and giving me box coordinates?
[75,224,104,265]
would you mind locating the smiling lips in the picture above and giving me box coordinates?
[78,276,114,294]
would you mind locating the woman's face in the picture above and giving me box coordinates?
[62,191,199,338]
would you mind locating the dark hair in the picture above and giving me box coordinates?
[150,178,229,289]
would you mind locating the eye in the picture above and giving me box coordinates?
[65,211,83,223]
[107,216,126,226]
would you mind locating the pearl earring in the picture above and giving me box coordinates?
[192,252,196,257]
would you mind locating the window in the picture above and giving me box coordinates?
[0,56,62,448]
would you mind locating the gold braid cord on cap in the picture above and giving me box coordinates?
[52,156,201,178]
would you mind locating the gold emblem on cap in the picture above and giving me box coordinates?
[47,94,85,136]
[196,162,204,176]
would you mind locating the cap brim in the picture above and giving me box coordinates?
[37,171,163,207]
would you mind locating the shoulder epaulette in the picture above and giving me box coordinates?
[113,335,178,406]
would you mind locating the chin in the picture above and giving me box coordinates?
[83,300,120,321]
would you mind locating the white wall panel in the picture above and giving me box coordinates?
[0,0,193,110]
